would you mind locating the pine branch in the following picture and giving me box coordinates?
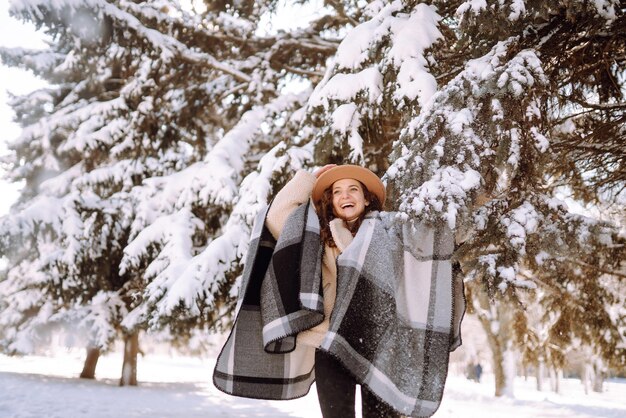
[566,259,626,279]
[219,83,248,100]
[325,0,359,27]
[104,2,253,83]
[280,65,324,77]
[558,94,626,111]
[519,273,565,298]
[178,52,252,83]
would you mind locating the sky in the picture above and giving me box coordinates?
[0,0,48,216]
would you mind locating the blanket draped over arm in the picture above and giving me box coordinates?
[213,201,465,417]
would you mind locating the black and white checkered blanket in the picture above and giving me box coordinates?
[213,201,464,417]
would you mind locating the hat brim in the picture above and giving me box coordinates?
[312,165,386,206]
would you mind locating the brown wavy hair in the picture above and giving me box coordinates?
[314,181,383,248]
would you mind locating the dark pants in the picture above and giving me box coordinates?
[315,349,401,418]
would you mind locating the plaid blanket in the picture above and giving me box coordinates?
[213,201,465,417]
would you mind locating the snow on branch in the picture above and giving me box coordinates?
[124,92,307,245]
[456,0,526,22]
[456,0,618,25]
[60,290,127,349]
[460,184,618,292]
[332,1,441,106]
[9,97,126,155]
[310,67,383,107]
[0,47,63,77]
[12,0,252,82]
[387,38,548,228]
[306,1,442,162]
[135,143,306,328]
[0,193,68,265]
[117,95,309,326]
[0,195,64,238]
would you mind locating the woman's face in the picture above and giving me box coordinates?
[331,178,369,221]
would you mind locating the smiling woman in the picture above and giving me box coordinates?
[0,3,49,216]
[313,164,385,247]
[331,178,368,222]
[213,164,464,418]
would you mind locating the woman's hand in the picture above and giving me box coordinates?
[313,164,337,178]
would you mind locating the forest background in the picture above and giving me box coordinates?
[0,0,624,399]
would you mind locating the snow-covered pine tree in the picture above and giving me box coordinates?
[305,1,442,171]
[0,0,337,384]
[0,41,87,355]
[0,0,241,382]
[110,1,351,342]
[390,1,625,396]
[294,0,625,397]
[130,0,437,336]
[112,2,340,339]
[518,266,625,394]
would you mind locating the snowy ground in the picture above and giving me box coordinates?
[0,352,624,418]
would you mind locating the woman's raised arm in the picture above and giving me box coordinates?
[265,170,317,239]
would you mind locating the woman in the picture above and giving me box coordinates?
[265,164,397,417]
[213,164,463,418]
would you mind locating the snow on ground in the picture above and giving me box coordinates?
[0,352,624,418]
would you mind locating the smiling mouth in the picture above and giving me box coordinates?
[341,203,355,209]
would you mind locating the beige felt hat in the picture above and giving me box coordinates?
[312,165,386,206]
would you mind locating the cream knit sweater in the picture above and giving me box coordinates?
[266,170,354,348]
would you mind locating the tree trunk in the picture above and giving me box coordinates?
[119,331,139,386]
[488,336,505,394]
[592,358,605,393]
[536,358,544,391]
[593,373,604,392]
[549,367,562,394]
[499,343,516,397]
[79,347,100,379]
[470,283,517,397]
[582,362,593,394]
